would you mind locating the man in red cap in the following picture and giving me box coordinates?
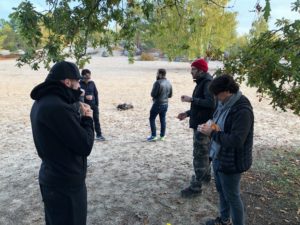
[177,58,215,198]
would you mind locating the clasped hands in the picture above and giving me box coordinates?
[79,102,93,118]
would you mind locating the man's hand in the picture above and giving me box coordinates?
[177,112,188,121]
[198,123,213,136]
[84,109,93,118]
[79,103,93,118]
[85,95,93,100]
[181,95,192,102]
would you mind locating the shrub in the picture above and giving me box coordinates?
[140,52,154,61]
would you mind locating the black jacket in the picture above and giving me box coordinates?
[30,81,94,186]
[186,73,215,129]
[211,95,254,174]
[80,80,99,106]
[151,78,172,104]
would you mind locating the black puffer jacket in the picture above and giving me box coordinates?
[186,73,215,129]
[211,95,254,174]
[30,81,94,186]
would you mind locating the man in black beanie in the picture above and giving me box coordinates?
[30,61,95,225]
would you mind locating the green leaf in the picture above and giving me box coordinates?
[263,0,271,22]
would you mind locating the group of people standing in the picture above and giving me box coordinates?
[147,58,254,225]
[30,58,254,225]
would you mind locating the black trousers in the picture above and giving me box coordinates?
[91,105,102,136]
[39,183,87,225]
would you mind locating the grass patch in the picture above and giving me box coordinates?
[255,148,300,209]
[242,148,300,224]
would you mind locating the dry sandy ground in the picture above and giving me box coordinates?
[0,56,299,225]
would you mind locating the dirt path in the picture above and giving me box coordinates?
[0,56,299,225]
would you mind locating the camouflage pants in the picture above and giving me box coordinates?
[190,129,211,190]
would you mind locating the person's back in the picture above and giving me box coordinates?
[151,78,172,105]
[147,68,172,141]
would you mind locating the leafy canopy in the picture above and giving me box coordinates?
[146,0,237,60]
[220,1,300,115]
[10,0,145,69]
[9,0,300,115]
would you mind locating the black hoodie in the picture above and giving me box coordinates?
[30,81,94,186]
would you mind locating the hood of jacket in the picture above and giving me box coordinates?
[230,94,253,113]
[195,72,213,84]
[30,80,82,104]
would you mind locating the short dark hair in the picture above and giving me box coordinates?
[209,74,239,95]
[81,69,91,76]
[158,68,166,77]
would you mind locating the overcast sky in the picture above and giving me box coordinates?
[0,0,299,35]
[228,0,299,35]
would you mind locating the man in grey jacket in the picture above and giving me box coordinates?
[147,68,173,141]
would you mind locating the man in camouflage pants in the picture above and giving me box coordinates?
[177,58,215,198]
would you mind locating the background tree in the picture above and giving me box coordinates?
[0,19,26,51]
[10,0,237,68]
[10,0,144,69]
[221,1,300,115]
[9,0,300,115]
[146,0,237,60]
[249,16,269,40]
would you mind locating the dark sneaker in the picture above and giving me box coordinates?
[147,136,157,142]
[95,135,106,141]
[206,217,232,225]
[181,186,202,198]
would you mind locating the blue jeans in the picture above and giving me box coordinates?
[149,103,168,137]
[213,159,245,225]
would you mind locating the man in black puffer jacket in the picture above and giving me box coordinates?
[30,61,95,225]
[178,58,215,198]
[199,75,254,225]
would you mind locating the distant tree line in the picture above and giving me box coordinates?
[0,19,27,52]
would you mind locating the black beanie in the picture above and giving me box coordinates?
[46,61,82,81]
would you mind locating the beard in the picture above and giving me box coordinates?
[192,71,205,81]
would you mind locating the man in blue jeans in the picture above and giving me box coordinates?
[147,68,172,141]
[199,75,254,225]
